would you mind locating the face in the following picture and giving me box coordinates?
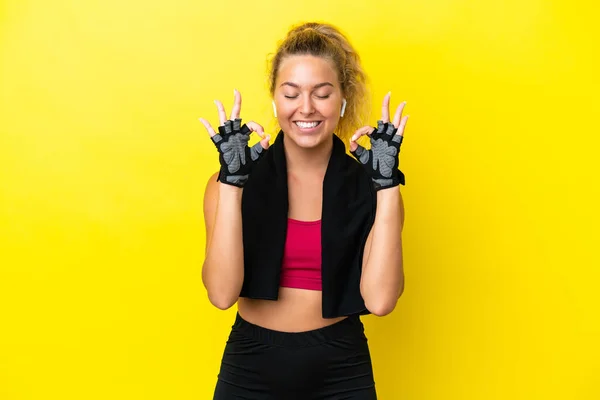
[273,55,343,149]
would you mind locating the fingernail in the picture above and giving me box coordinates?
[266,135,271,140]
[234,89,237,96]
[388,91,392,96]
[213,100,217,105]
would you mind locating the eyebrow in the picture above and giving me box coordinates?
[279,82,335,89]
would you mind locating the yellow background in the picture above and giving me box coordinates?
[1,0,598,398]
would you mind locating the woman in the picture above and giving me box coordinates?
[200,22,408,399]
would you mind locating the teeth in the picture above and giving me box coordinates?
[295,121,319,129]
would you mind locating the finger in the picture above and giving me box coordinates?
[230,89,242,120]
[381,91,391,123]
[350,143,368,159]
[350,126,373,142]
[245,121,265,139]
[259,134,272,149]
[214,99,227,125]
[392,101,407,129]
[349,126,373,151]
[198,118,217,137]
[397,115,409,136]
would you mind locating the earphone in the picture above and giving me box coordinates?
[272,99,347,118]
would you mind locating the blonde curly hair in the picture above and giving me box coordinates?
[267,22,370,143]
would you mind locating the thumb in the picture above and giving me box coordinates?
[260,134,271,149]
[350,143,368,163]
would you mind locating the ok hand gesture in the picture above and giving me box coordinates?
[350,92,409,190]
[199,89,271,188]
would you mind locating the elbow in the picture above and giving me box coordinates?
[202,260,241,311]
[398,280,405,299]
[207,291,237,310]
[364,283,404,317]
[202,275,238,311]
[366,298,398,317]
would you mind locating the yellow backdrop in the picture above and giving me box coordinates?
[1,0,598,398]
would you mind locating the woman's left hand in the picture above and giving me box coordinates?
[350,92,408,190]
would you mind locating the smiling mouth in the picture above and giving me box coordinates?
[294,121,322,129]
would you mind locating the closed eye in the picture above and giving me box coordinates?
[286,94,330,99]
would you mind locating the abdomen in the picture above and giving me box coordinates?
[237,288,347,332]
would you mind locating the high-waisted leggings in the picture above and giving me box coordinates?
[213,312,377,399]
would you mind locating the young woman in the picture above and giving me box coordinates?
[200,22,408,400]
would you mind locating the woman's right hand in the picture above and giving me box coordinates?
[199,89,271,188]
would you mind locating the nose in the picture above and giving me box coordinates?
[299,95,315,115]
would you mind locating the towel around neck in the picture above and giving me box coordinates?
[240,131,377,318]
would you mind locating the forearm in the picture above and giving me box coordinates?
[360,187,404,316]
[202,184,245,309]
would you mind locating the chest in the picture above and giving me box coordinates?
[282,219,322,266]
[287,172,324,220]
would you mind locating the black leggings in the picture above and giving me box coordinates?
[213,313,377,399]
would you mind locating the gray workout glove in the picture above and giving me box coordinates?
[351,121,406,190]
[211,118,266,187]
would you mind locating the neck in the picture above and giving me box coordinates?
[283,134,333,175]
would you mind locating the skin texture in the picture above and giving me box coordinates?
[200,54,407,331]
[273,55,344,152]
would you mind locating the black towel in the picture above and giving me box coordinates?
[240,131,377,318]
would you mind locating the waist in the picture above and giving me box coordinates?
[238,287,347,332]
[231,310,364,346]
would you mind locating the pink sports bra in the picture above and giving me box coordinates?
[279,218,322,291]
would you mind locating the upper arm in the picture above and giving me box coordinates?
[203,171,220,255]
